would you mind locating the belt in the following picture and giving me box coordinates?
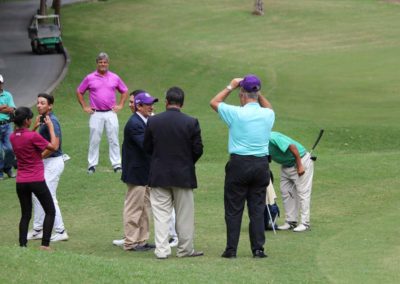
[92,109,112,112]
[0,120,10,125]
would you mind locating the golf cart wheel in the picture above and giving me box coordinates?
[37,44,45,55]
[31,40,39,54]
[56,43,64,54]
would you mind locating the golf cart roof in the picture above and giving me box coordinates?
[34,14,60,19]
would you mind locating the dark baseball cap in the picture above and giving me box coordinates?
[240,74,261,92]
[134,92,158,107]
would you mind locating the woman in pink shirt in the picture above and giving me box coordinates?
[10,107,58,250]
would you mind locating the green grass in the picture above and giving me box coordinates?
[1,0,400,283]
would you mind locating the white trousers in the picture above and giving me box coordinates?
[88,111,121,168]
[280,153,314,226]
[150,187,195,258]
[33,156,65,232]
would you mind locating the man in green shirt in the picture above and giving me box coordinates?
[269,131,314,232]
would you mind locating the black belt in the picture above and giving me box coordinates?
[92,109,112,112]
[230,153,268,160]
[0,120,10,125]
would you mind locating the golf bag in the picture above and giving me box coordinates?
[264,203,280,230]
[264,170,280,230]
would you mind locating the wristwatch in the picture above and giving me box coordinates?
[226,85,233,91]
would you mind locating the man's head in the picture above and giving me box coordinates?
[239,74,261,105]
[96,52,109,74]
[37,93,54,115]
[240,74,261,93]
[165,86,184,108]
[129,89,146,113]
[134,92,158,118]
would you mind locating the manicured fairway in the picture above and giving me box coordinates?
[1,1,399,283]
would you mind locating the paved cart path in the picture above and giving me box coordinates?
[0,0,85,107]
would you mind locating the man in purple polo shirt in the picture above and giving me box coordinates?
[77,52,128,174]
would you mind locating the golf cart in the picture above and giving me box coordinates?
[28,14,64,54]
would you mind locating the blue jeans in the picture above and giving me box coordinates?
[0,123,15,175]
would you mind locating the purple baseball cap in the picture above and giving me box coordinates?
[240,74,261,92]
[134,92,158,107]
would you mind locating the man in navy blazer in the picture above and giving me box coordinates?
[119,90,158,251]
[144,86,203,259]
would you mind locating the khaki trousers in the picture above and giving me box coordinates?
[280,153,314,225]
[123,184,150,250]
[150,187,195,258]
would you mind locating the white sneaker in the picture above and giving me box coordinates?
[169,237,178,248]
[112,239,125,247]
[277,222,296,230]
[51,231,69,242]
[293,224,310,232]
[27,229,43,240]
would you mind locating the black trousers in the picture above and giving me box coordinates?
[16,181,55,247]
[224,154,270,254]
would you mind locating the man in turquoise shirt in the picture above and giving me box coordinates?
[269,131,314,232]
[0,74,16,180]
[210,74,274,258]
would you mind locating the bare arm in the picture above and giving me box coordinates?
[112,91,128,113]
[76,91,94,114]
[0,105,14,114]
[258,93,273,109]
[210,78,242,112]
[288,144,305,176]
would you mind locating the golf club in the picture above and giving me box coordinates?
[310,129,324,161]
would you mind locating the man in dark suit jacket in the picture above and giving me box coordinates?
[119,90,158,251]
[144,86,203,259]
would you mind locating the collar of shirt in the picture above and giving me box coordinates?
[137,112,148,124]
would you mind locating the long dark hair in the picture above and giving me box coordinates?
[13,107,33,127]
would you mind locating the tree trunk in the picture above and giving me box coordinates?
[253,0,264,16]
[52,0,61,15]
[39,0,46,15]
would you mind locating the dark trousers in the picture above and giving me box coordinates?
[224,154,270,254]
[16,182,55,247]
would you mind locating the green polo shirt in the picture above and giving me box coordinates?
[269,131,307,167]
[0,90,16,121]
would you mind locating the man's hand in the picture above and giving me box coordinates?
[112,104,123,113]
[297,164,305,176]
[229,78,243,90]
[83,106,94,114]
[32,115,41,131]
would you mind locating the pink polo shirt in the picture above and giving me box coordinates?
[10,128,49,183]
[77,70,128,110]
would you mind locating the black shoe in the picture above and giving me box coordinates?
[113,166,122,173]
[132,245,152,252]
[253,250,267,258]
[143,243,156,249]
[87,166,96,174]
[221,250,237,259]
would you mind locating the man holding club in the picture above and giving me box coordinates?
[269,131,314,232]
